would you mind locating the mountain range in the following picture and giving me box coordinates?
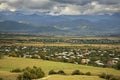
[0,11,120,36]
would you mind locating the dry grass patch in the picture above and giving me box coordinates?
[38,75,105,80]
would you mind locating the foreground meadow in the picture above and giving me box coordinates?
[38,75,106,80]
[0,57,120,80]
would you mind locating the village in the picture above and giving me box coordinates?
[0,45,119,68]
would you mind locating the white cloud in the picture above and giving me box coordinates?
[0,0,120,15]
[49,4,81,15]
[91,1,98,6]
[60,5,81,15]
[0,3,16,11]
[82,1,120,15]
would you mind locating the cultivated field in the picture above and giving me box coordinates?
[0,43,120,48]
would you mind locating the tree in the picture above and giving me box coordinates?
[17,66,45,80]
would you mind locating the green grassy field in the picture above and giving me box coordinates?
[0,57,120,80]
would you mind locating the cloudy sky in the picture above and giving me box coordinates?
[0,0,120,15]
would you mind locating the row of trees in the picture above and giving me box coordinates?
[0,38,120,44]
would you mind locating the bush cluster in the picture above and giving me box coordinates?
[49,70,66,75]
[99,73,120,80]
[71,70,81,75]
[85,72,91,75]
[17,66,45,80]
[48,69,91,76]
[48,70,57,75]
[57,70,66,75]
[71,70,91,76]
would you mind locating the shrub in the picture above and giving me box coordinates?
[23,66,31,72]
[49,70,57,75]
[22,71,31,80]
[57,70,66,75]
[99,73,106,78]
[11,68,22,73]
[35,67,45,78]
[0,78,3,80]
[17,66,45,80]
[85,72,91,76]
[99,73,119,80]
[71,70,80,75]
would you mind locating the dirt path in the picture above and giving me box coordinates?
[37,76,51,80]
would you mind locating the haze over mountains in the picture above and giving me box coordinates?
[0,10,120,36]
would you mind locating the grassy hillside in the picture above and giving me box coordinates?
[0,57,120,80]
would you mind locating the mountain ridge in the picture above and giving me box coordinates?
[0,11,120,35]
